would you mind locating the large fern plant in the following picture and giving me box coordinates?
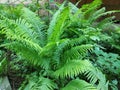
[0,0,110,90]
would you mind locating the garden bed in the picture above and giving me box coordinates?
[0,0,120,90]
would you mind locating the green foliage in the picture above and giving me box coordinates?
[93,47,120,75]
[104,27,120,54]
[48,2,69,42]
[22,7,47,46]
[19,73,57,90]
[0,0,120,89]
[0,50,7,75]
[0,58,7,75]
[61,79,97,90]
[66,0,120,89]
[54,60,93,78]
[91,47,120,90]
[0,4,23,19]
[26,0,41,12]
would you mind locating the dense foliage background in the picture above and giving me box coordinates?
[0,0,120,90]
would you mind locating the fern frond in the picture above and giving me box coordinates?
[22,7,46,46]
[1,17,38,43]
[62,44,93,60]
[0,16,45,67]
[20,76,57,90]
[67,36,87,47]
[1,41,41,66]
[97,16,115,29]
[61,79,97,90]
[52,37,87,66]
[52,39,69,66]
[80,0,102,19]
[47,3,69,42]
[1,18,42,50]
[93,10,120,21]
[15,18,39,42]
[47,2,65,38]
[88,7,106,23]
[80,0,102,11]
[85,68,108,90]
[54,60,93,78]
[68,2,79,14]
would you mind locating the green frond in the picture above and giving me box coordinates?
[20,76,57,90]
[22,7,46,46]
[67,36,87,46]
[80,0,102,11]
[54,60,93,78]
[61,79,97,90]
[88,7,106,23]
[94,10,120,21]
[47,4,69,42]
[62,44,93,60]
[0,17,44,67]
[1,18,42,50]
[15,18,39,42]
[85,68,108,90]
[80,0,102,19]
[68,2,79,14]
[1,17,38,43]
[22,7,42,22]
[47,2,65,38]
[1,41,42,67]
[40,41,57,57]
[52,37,87,66]
[52,39,70,66]
[0,16,14,31]
[97,16,115,29]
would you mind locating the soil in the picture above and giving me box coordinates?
[8,70,24,90]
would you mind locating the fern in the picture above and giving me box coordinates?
[0,16,43,67]
[52,36,87,66]
[78,0,102,19]
[85,68,108,89]
[80,0,102,11]
[22,7,46,46]
[62,44,93,60]
[88,7,106,23]
[47,3,69,42]
[95,10,120,20]
[54,60,94,78]
[19,75,57,90]
[0,1,110,90]
[96,16,115,29]
[61,79,97,90]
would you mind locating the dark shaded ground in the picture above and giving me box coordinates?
[8,70,24,90]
